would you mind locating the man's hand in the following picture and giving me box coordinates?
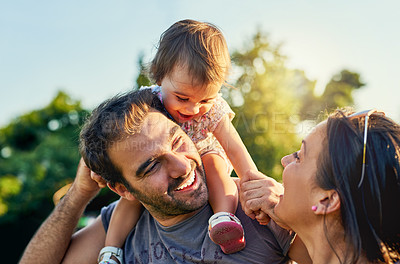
[72,158,103,200]
[239,170,284,225]
[90,170,107,188]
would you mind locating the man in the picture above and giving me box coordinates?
[19,89,308,263]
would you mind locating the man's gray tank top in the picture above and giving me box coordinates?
[101,202,294,264]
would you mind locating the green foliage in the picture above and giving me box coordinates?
[299,69,365,120]
[0,175,22,215]
[135,52,152,88]
[226,30,364,180]
[225,31,309,179]
[0,91,121,262]
[322,70,365,110]
[0,91,89,222]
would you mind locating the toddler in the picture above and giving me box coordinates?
[98,19,259,264]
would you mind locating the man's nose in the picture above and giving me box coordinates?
[281,154,292,168]
[165,152,192,178]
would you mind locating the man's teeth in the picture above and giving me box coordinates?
[176,171,195,190]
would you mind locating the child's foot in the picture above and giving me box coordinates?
[98,246,124,264]
[208,212,246,254]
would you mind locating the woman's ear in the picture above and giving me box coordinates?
[107,183,135,201]
[313,190,340,215]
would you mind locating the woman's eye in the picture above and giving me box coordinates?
[293,151,300,162]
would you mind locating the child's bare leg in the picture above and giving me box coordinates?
[99,197,142,264]
[202,153,238,214]
[202,153,245,254]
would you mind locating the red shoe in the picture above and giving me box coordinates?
[208,212,246,254]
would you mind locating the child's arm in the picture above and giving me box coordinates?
[213,114,257,180]
[106,197,143,248]
[214,115,285,222]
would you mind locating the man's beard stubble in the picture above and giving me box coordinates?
[124,160,209,218]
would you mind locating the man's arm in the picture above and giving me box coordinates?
[19,159,104,264]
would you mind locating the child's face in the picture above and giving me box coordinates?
[160,65,222,123]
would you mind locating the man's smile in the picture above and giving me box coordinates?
[175,170,196,191]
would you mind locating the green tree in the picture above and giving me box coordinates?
[226,31,311,179]
[226,30,364,180]
[0,57,151,261]
[0,91,91,222]
[135,52,152,88]
[299,69,365,120]
[0,92,118,262]
[322,70,365,110]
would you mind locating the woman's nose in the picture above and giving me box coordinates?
[281,154,292,167]
[166,152,192,178]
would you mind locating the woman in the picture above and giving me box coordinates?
[241,109,400,263]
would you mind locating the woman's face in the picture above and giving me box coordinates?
[274,121,327,228]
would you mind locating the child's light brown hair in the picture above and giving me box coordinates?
[150,19,231,87]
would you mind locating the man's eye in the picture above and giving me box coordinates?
[145,161,159,176]
[172,136,183,149]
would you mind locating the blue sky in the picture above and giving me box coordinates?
[1,0,399,126]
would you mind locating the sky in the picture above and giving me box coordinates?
[1,0,399,127]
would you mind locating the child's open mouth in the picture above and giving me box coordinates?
[177,112,194,121]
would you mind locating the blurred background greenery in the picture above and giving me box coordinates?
[0,30,363,262]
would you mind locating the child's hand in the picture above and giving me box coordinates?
[239,169,283,225]
[90,170,107,188]
[255,211,270,225]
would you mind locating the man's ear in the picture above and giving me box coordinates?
[107,183,135,201]
[313,190,340,215]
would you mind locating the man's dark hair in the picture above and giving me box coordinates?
[79,89,167,187]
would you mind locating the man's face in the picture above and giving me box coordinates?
[108,111,208,221]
